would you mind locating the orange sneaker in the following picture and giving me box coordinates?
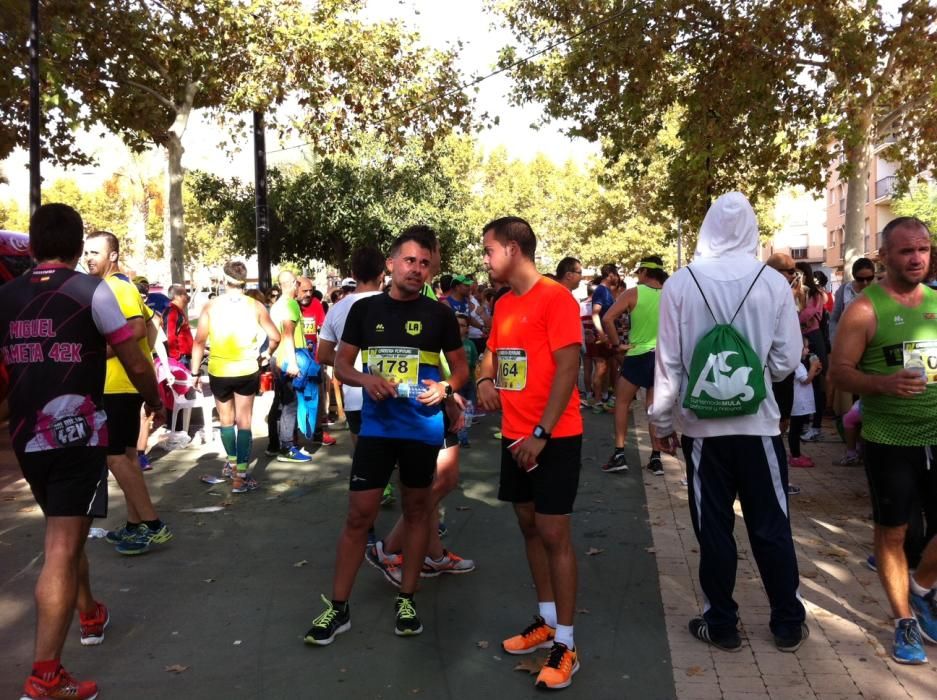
[501,615,555,655]
[21,666,99,699]
[535,642,579,690]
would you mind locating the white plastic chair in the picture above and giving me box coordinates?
[153,342,212,441]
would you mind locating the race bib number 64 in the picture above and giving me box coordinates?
[496,348,528,391]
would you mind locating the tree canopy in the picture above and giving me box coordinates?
[2,0,474,282]
[189,134,688,277]
[494,0,937,277]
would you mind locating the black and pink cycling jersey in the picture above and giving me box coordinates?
[0,264,132,454]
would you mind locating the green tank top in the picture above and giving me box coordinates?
[626,284,661,357]
[207,294,262,378]
[859,283,937,446]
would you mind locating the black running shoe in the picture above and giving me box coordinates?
[394,595,423,636]
[304,595,351,646]
[774,623,810,652]
[646,456,664,475]
[688,617,742,652]
[602,451,628,473]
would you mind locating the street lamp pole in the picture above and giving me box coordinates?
[253,111,272,293]
[29,0,41,215]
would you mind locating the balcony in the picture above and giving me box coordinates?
[791,247,809,260]
[875,175,896,200]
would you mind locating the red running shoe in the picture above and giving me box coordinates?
[316,431,337,446]
[21,666,99,699]
[79,602,109,646]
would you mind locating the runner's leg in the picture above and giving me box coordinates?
[514,502,554,602]
[535,513,577,626]
[107,448,157,522]
[398,484,434,593]
[34,516,91,661]
[383,444,459,559]
[332,489,383,601]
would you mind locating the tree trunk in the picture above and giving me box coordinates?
[166,132,185,284]
[164,81,199,285]
[841,107,873,284]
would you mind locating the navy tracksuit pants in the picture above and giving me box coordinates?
[682,434,806,638]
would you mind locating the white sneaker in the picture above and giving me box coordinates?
[421,549,476,577]
[802,428,822,442]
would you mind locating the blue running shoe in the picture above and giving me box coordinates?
[866,555,877,572]
[911,590,937,644]
[277,445,312,463]
[893,618,927,664]
[105,524,141,545]
[116,523,173,556]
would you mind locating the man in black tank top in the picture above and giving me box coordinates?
[0,204,162,700]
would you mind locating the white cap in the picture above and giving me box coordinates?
[340,278,357,289]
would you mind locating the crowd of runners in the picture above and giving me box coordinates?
[1,194,936,698]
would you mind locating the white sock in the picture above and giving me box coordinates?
[910,575,931,598]
[554,624,575,650]
[538,601,557,628]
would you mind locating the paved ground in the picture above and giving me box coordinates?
[3,395,937,699]
[634,409,937,700]
[0,396,672,699]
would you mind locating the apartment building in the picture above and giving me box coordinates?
[760,187,830,274]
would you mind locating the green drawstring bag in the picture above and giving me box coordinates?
[683,266,768,418]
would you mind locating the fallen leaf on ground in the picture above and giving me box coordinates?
[586,547,605,556]
[577,608,591,614]
[165,664,189,674]
[476,640,489,649]
[645,547,656,553]
[456,506,472,511]
[233,640,242,646]
[685,666,705,677]
[203,578,215,583]
[513,657,543,675]
[293,560,308,567]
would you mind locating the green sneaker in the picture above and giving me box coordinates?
[394,595,423,636]
[115,523,173,555]
[304,594,351,646]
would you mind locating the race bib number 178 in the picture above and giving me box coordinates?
[369,346,420,385]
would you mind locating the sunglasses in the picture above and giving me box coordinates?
[855,276,874,284]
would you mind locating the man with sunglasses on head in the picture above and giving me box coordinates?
[830,257,876,343]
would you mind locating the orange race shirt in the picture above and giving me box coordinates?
[487,277,583,439]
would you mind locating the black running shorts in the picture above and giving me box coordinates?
[19,447,108,518]
[209,371,261,403]
[619,351,656,389]
[102,393,142,456]
[499,434,582,515]
[864,441,937,527]
[350,436,440,491]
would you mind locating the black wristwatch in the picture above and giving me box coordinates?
[442,382,453,398]
[532,424,551,440]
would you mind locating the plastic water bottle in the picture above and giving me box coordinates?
[395,383,428,399]
[906,350,927,382]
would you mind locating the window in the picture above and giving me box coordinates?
[791,248,809,260]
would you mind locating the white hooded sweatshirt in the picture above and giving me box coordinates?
[650,192,802,438]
